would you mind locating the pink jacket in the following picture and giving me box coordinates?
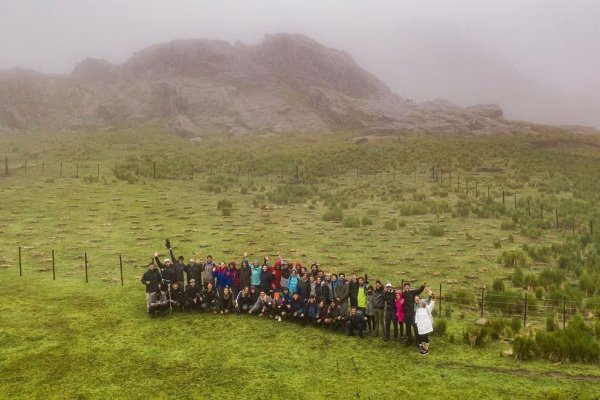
[395,292,405,322]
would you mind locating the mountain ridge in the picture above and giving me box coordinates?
[0,33,583,136]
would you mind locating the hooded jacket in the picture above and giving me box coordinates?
[250,265,262,286]
[239,265,252,288]
[415,300,435,335]
[402,285,426,317]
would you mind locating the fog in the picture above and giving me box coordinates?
[1,0,599,127]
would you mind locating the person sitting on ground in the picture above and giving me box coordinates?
[306,295,319,324]
[141,262,161,301]
[184,279,202,310]
[290,292,306,325]
[346,306,366,338]
[316,300,329,325]
[219,286,234,314]
[324,300,344,329]
[415,289,435,355]
[236,286,253,313]
[249,290,273,317]
[147,288,169,316]
[169,282,185,311]
[202,281,218,313]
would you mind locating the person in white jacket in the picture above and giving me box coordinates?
[415,290,435,355]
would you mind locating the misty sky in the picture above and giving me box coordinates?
[1,0,599,127]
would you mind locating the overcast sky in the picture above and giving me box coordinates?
[1,0,599,127]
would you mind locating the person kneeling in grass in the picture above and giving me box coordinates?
[346,306,366,338]
[324,300,344,330]
[415,289,435,355]
[249,290,273,317]
[147,289,169,316]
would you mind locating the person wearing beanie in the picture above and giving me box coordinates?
[383,283,398,342]
[153,252,176,291]
[415,289,436,355]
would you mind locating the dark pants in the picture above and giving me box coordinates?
[384,310,398,340]
[374,309,384,336]
[347,320,364,337]
[366,315,375,331]
[404,314,418,344]
[417,333,429,343]
[350,296,358,308]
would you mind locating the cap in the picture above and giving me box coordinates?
[385,283,392,288]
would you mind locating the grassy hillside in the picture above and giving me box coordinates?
[1,128,600,399]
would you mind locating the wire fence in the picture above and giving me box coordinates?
[2,245,597,332]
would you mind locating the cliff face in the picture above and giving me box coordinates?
[0,33,517,136]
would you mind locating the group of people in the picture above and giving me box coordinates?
[141,242,436,355]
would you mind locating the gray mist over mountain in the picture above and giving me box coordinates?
[1,0,599,127]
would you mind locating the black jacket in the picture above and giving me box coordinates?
[169,249,185,282]
[170,287,185,304]
[154,256,176,283]
[259,270,273,292]
[239,266,252,289]
[373,287,385,309]
[402,285,425,316]
[184,264,201,284]
[185,285,201,302]
[141,269,161,293]
[349,281,360,300]
[203,288,218,304]
[384,289,396,312]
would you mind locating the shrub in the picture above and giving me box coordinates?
[361,216,373,226]
[384,219,397,231]
[535,316,600,363]
[501,221,517,230]
[463,325,490,347]
[322,207,344,222]
[546,316,558,332]
[449,289,473,305]
[513,334,538,361]
[498,250,531,268]
[493,239,502,249]
[492,278,505,292]
[217,199,233,211]
[428,224,445,236]
[240,186,248,194]
[221,208,231,216]
[433,319,447,336]
[343,216,361,228]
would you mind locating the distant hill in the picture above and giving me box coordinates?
[0,33,580,136]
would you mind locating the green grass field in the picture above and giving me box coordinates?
[1,128,600,399]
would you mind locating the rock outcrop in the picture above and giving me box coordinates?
[0,33,523,136]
